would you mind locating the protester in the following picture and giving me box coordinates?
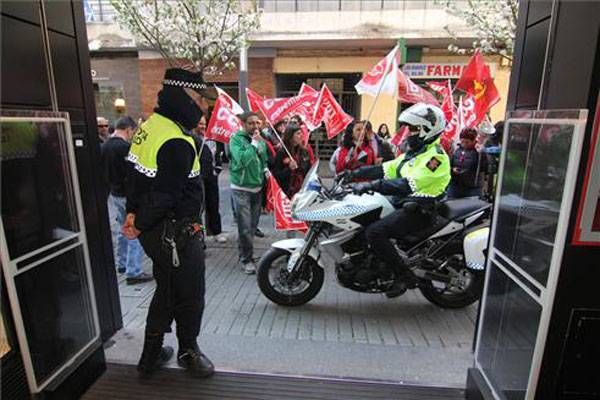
[290,114,316,162]
[330,121,375,177]
[376,123,390,140]
[194,115,227,244]
[365,120,395,163]
[97,116,110,143]
[229,111,269,274]
[272,123,315,198]
[448,128,487,198]
[101,116,151,284]
[123,68,214,379]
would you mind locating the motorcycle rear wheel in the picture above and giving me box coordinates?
[257,247,324,307]
[419,260,484,309]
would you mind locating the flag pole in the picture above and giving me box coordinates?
[355,44,400,153]
[264,117,295,161]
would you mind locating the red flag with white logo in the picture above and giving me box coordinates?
[313,84,354,139]
[215,86,244,114]
[205,95,243,144]
[434,80,459,153]
[355,46,400,97]
[246,88,316,128]
[397,69,439,106]
[455,50,500,125]
[266,174,308,232]
[426,80,449,96]
[295,83,321,130]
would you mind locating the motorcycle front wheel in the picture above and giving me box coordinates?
[257,247,324,307]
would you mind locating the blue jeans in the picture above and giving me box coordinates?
[231,189,261,264]
[107,194,144,277]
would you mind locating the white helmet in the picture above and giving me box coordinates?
[398,103,446,142]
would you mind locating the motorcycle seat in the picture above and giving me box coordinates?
[439,197,490,222]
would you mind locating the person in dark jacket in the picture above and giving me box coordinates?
[376,123,390,140]
[101,116,151,284]
[365,120,395,164]
[447,128,487,198]
[123,68,215,380]
[272,123,315,198]
[193,116,226,243]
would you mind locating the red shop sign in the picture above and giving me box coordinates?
[573,92,600,246]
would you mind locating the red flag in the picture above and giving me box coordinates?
[426,81,449,95]
[460,94,479,129]
[391,126,409,154]
[215,86,244,114]
[313,84,354,139]
[246,88,316,127]
[397,69,439,106]
[267,174,308,232]
[205,96,243,144]
[295,83,321,130]
[355,46,400,97]
[436,80,459,153]
[455,50,500,125]
[246,88,265,113]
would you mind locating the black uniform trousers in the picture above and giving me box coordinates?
[203,174,222,236]
[365,207,432,277]
[138,222,205,348]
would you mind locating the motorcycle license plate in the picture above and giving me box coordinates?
[287,252,300,272]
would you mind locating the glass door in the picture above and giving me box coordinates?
[0,110,100,393]
[474,110,588,400]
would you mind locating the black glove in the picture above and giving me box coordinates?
[335,170,353,183]
[349,181,373,195]
[333,169,354,182]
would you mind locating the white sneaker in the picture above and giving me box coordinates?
[241,262,256,275]
[215,233,228,243]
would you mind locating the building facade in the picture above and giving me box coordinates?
[85,0,511,154]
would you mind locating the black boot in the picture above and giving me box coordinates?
[137,333,174,379]
[385,271,419,299]
[177,344,215,378]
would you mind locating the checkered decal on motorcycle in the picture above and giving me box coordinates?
[295,205,371,221]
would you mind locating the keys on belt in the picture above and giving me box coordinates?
[164,236,180,268]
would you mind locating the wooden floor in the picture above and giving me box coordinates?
[83,363,466,400]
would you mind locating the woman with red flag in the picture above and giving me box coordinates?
[331,121,375,179]
[272,123,315,199]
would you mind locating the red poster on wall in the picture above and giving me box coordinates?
[573,92,600,246]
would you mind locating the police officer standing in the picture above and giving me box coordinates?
[122,68,215,379]
[341,103,450,298]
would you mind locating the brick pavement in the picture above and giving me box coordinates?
[116,237,477,349]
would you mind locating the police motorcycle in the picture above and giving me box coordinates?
[256,161,491,308]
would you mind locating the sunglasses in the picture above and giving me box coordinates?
[98,124,108,128]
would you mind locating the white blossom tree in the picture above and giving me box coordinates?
[436,0,518,62]
[110,0,261,75]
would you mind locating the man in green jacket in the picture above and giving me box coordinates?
[229,112,269,274]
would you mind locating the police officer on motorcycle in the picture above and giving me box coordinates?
[339,103,450,298]
[122,68,215,378]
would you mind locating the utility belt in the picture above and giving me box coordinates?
[160,215,204,268]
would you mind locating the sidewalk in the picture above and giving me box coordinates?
[105,168,477,387]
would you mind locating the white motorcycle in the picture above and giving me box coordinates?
[257,162,491,308]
